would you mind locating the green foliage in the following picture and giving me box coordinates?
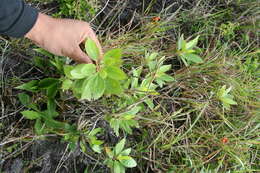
[177,35,203,66]
[15,80,39,92]
[62,39,127,101]
[104,139,137,173]
[127,52,174,109]
[10,1,260,172]
[54,0,98,20]
[217,85,237,110]
[85,39,100,62]
[107,106,141,136]
[86,128,104,153]
[18,93,69,135]
[16,77,60,98]
[241,56,260,77]
[219,22,239,39]
[64,127,104,152]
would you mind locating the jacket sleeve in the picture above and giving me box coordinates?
[0,0,38,38]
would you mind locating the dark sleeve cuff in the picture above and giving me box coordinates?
[4,3,39,38]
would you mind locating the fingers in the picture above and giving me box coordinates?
[70,46,93,64]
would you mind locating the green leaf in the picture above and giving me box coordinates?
[28,103,39,111]
[104,48,122,66]
[47,99,58,117]
[106,66,127,80]
[115,138,126,155]
[146,52,158,61]
[18,93,30,106]
[218,85,226,97]
[91,144,102,153]
[221,97,237,105]
[91,138,104,145]
[80,141,87,153]
[81,78,92,100]
[72,79,85,99]
[89,128,102,136]
[70,64,96,79]
[125,106,141,115]
[104,49,122,60]
[15,80,38,92]
[132,67,142,78]
[105,147,114,159]
[38,78,59,89]
[120,148,131,156]
[105,78,123,95]
[224,86,232,96]
[46,83,58,98]
[159,65,172,72]
[120,165,126,173]
[84,168,89,173]
[50,56,65,72]
[113,161,121,173]
[186,35,199,49]
[110,118,120,136]
[148,61,157,71]
[64,65,74,79]
[178,34,186,50]
[118,156,137,168]
[44,118,66,129]
[81,74,105,100]
[145,99,154,109]
[34,48,53,58]
[183,53,203,63]
[155,78,164,88]
[62,79,73,90]
[34,119,44,135]
[91,74,105,99]
[120,121,132,134]
[85,39,100,61]
[33,56,47,69]
[99,69,108,79]
[159,74,175,82]
[21,110,41,120]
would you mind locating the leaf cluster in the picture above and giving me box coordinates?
[18,93,73,135]
[108,106,141,136]
[62,39,127,101]
[177,35,203,66]
[104,139,137,173]
[217,85,237,110]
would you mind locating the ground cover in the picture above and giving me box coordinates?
[0,0,259,172]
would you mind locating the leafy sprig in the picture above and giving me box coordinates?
[62,39,127,101]
[177,34,203,66]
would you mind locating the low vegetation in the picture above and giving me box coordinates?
[0,0,259,172]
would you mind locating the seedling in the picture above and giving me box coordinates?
[16,77,60,98]
[104,138,137,173]
[62,39,127,101]
[106,106,141,136]
[18,93,72,135]
[80,128,104,153]
[16,39,175,172]
[217,85,237,110]
[64,127,104,152]
[127,52,174,109]
[177,34,203,66]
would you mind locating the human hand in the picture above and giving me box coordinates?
[25,13,102,63]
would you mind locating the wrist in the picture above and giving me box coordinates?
[25,13,52,44]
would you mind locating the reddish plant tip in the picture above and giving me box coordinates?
[152,16,161,22]
[221,137,228,144]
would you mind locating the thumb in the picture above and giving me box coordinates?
[71,46,93,64]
